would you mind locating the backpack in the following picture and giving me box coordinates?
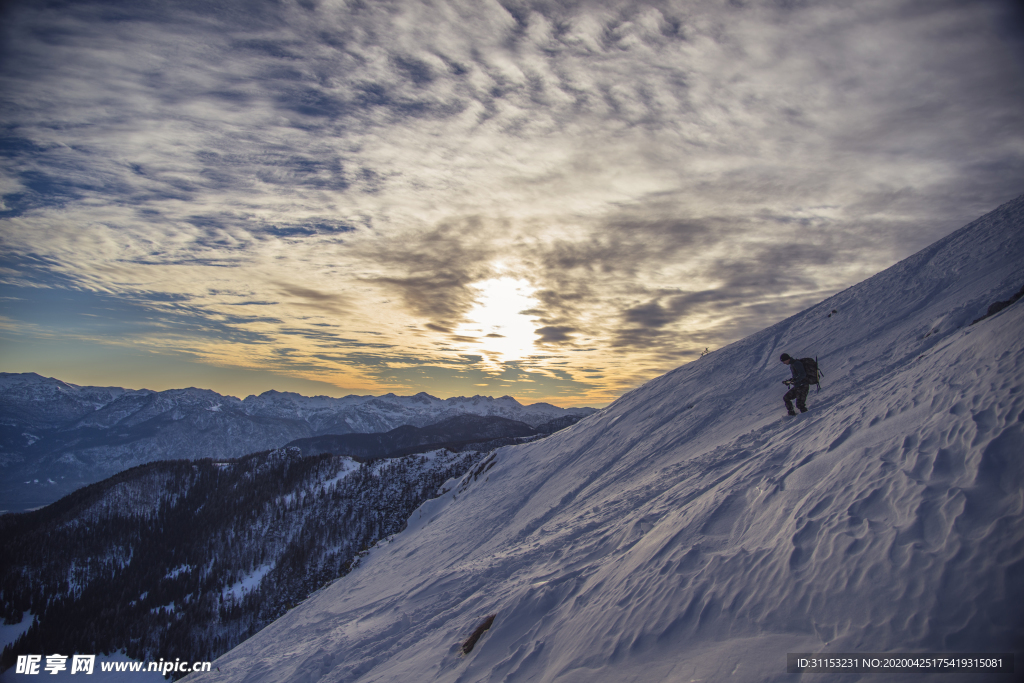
[799,357,822,390]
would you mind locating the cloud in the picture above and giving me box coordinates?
[536,325,576,344]
[364,218,501,324]
[0,0,1021,405]
[275,282,349,316]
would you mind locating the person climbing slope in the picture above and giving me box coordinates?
[780,353,809,416]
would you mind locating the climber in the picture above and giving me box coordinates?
[780,353,809,416]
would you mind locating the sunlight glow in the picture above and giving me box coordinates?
[454,277,539,365]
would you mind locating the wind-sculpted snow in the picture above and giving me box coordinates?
[188,197,1024,683]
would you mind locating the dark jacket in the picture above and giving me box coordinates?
[788,358,808,385]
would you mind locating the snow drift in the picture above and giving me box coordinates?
[187,197,1024,683]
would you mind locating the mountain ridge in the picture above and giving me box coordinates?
[282,414,576,460]
[0,445,492,674]
[0,377,596,512]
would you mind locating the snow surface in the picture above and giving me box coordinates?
[186,197,1024,682]
[0,615,32,651]
[223,564,275,602]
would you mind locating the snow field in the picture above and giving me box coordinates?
[187,197,1024,682]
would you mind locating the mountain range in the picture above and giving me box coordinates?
[282,413,580,460]
[0,378,595,513]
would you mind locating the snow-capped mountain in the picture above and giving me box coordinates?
[0,374,133,429]
[0,379,595,513]
[239,390,590,433]
[187,196,1024,683]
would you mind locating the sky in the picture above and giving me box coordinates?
[1,0,1022,408]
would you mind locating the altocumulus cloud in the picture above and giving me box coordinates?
[0,0,1022,405]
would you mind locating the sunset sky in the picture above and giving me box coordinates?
[1,0,1022,407]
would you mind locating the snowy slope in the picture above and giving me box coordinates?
[187,196,1024,683]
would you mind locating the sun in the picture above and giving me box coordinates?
[454,277,539,365]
